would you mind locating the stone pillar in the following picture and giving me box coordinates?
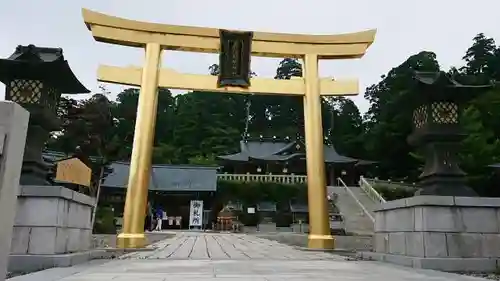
[0,102,29,281]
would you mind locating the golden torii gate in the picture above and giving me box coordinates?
[82,8,375,250]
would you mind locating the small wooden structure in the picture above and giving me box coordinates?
[215,204,243,232]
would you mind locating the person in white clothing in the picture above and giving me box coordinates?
[154,207,164,231]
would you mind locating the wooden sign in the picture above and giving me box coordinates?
[217,30,253,88]
[55,157,92,187]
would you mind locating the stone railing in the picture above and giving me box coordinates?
[217,173,307,184]
[364,178,417,191]
[359,176,386,204]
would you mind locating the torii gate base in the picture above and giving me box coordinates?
[82,9,375,250]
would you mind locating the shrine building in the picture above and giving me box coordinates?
[43,151,218,229]
[217,136,375,186]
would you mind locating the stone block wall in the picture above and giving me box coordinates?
[10,185,94,255]
[361,196,500,272]
[0,102,29,280]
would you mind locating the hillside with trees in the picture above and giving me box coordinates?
[47,33,500,196]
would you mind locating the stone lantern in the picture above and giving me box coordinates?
[0,45,89,185]
[407,71,491,196]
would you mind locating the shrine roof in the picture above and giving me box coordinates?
[43,150,103,163]
[42,151,218,192]
[217,137,359,164]
[101,162,218,192]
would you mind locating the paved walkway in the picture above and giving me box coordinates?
[10,232,486,281]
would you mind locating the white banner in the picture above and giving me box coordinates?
[189,200,204,227]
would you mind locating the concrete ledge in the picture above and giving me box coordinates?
[375,196,500,212]
[358,251,500,272]
[8,250,106,273]
[19,185,95,207]
[99,247,156,252]
[295,246,355,255]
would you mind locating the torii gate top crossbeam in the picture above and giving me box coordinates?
[82,9,376,59]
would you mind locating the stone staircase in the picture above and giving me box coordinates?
[327,185,380,235]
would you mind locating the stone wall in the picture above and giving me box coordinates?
[359,196,500,272]
[0,102,29,281]
[9,185,95,272]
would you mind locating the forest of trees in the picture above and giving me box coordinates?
[47,33,500,196]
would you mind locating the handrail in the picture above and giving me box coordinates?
[359,176,386,204]
[336,177,374,223]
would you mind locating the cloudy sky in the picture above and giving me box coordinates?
[1,0,499,113]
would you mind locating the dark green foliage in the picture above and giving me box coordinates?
[216,180,307,205]
[237,211,260,226]
[274,211,293,227]
[372,184,415,201]
[93,206,116,234]
[215,181,306,226]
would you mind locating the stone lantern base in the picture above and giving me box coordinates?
[9,186,103,273]
[416,176,478,197]
[358,196,500,272]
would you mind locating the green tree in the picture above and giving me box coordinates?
[460,105,500,194]
[328,97,364,158]
[363,51,440,180]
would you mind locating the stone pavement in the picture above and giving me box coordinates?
[9,232,487,280]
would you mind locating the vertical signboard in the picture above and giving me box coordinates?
[189,200,204,228]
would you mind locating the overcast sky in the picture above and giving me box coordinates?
[1,0,500,113]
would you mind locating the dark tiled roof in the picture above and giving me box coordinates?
[42,151,218,192]
[102,162,218,192]
[43,150,103,164]
[414,71,492,89]
[218,138,359,164]
[323,144,358,164]
[218,139,295,162]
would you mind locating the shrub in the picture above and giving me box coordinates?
[274,211,293,227]
[216,180,307,207]
[373,184,414,201]
[93,206,117,234]
[237,211,260,226]
[215,181,305,226]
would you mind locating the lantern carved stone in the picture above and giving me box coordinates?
[408,71,491,196]
[0,45,89,185]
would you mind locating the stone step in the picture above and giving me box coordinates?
[327,186,375,235]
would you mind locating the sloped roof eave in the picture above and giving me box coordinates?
[249,153,304,162]
[217,153,249,162]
